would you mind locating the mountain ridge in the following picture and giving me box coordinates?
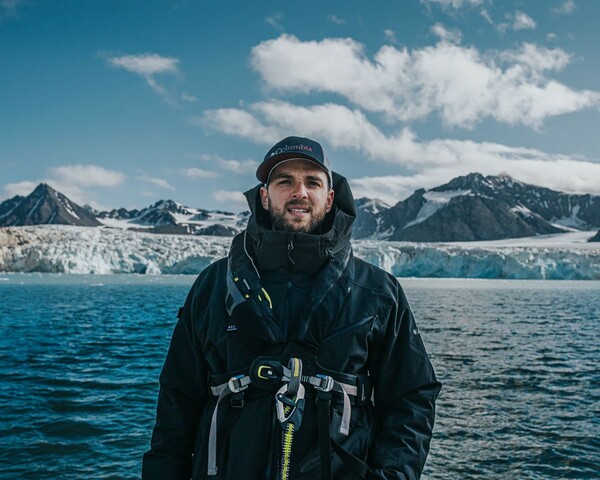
[1,174,599,242]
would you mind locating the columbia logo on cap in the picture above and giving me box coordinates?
[257,136,332,186]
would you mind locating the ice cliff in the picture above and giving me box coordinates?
[1,226,599,280]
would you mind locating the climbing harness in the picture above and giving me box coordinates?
[207,357,372,478]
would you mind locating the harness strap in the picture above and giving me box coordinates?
[207,375,250,476]
[317,390,332,480]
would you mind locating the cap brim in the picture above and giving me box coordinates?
[257,153,327,183]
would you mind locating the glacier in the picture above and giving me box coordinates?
[0,226,599,280]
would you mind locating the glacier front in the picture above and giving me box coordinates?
[1,226,599,280]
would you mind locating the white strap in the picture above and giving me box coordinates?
[207,387,230,476]
[207,376,251,476]
[332,381,352,436]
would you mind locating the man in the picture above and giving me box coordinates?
[142,136,441,479]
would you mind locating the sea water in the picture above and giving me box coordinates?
[0,274,598,479]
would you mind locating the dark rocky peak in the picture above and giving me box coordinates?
[0,182,100,227]
[0,195,25,220]
[152,199,193,216]
[97,207,139,220]
[82,204,99,216]
[31,182,54,196]
[432,172,531,196]
[432,173,487,193]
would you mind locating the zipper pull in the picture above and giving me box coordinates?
[287,235,296,265]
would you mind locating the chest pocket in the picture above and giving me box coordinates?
[321,315,376,344]
[317,316,376,402]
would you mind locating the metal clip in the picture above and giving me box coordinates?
[228,375,249,393]
[314,374,334,392]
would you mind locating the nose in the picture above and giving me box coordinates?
[291,181,308,198]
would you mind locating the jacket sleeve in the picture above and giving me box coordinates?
[142,280,210,479]
[366,284,442,480]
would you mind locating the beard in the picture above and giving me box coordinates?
[268,198,329,234]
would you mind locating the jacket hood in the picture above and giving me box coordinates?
[242,171,356,260]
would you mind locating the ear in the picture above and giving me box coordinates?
[259,186,269,211]
[325,189,334,213]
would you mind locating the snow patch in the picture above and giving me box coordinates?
[552,205,588,230]
[62,199,80,220]
[404,190,470,228]
[511,205,534,218]
[27,197,43,219]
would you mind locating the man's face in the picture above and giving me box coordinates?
[260,159,334,233]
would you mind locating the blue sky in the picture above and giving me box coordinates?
[1,0,599,212]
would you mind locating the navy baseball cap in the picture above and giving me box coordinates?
[257,136,333,186]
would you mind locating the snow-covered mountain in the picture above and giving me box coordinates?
[358,173,600,242]
[353,198,390,239]
[0,184,247,236]
[2,174,599,241]
[0,183,100,227]
[97,199,246,236]
[1,226,598,279]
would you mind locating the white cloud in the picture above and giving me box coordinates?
[181,168,217,178]
[213,190,247,207]
[265,12,284,31]
[421,0,483,9]
[50,164,126,188]
[106,53,180,98]
[198,108,283,142]
[218,159,258,174]
[138,175,175,191]
[108,53,178,76]
[3,180,39,198]
[185,154,258,177]
[547,33,558,41]
[485,10,537,34]
[327,14,346,25]
[480,8,494,25]
[249,34,599,129]
[203,100,600,197]
[350,175,433,205]
[384,29,397,44]
[501,43,570,72]
[181,92,198,102]
[430,23,462,43]
[552,0,576,15]
[2,165,127,207]
[512,11,536,31]
[352,156,600,204]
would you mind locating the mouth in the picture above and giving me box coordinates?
[286,204,311,216]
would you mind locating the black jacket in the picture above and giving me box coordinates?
[143,173,441,479]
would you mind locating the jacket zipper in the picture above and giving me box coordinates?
[283,234,295,339]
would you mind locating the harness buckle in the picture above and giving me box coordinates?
[228,375,249,394]
[249,357,284,389]
[314,374,334,393]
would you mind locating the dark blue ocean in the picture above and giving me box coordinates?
[0,274,598,479]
